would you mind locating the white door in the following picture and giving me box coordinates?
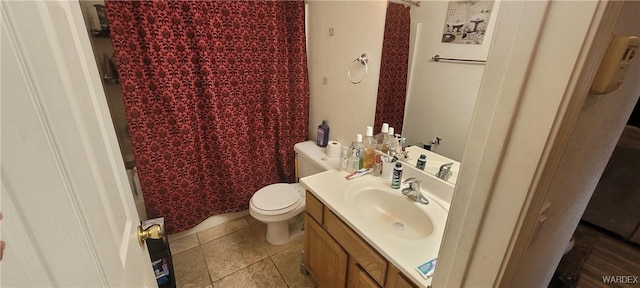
[1,1,156,286]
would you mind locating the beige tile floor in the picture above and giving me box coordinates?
[169,215,318,288]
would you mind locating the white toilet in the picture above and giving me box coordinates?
[249,140,339,245]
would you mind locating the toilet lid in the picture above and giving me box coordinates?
[251,183,301,211]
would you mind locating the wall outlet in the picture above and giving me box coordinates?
[329,28,334,37]
[323,77,328,85]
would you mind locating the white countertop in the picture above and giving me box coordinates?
[300,169,450,288]
[400,146,461,186]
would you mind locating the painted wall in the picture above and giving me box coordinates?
[403,1,500,161]
[511,1,640,285]
[306,1,387,146]
[432,1,639,286]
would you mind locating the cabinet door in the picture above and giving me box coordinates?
[305,214,349,288]
[352,263,381,288]
[384,265,419,288]
[324,207,387,285]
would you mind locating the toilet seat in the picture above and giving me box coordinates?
[251,183,302,216]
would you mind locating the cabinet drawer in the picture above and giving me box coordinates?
[306,190,324,224]
[324,206,388,286]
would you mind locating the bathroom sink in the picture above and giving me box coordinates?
[354,188,434,240]
[300,169,452,287]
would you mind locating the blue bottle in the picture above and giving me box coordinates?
[317,120,329,147]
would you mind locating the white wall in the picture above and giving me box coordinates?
[403,1,500,161]
[510,1,640,285]
[432,1,639,286]
[306,1,387,146]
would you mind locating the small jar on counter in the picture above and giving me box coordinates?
[416,154,427,170]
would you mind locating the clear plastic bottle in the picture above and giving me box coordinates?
[387,127,399,157]
[340,146,350,171]
[348,134,364,171]
[347,141,356,173]
[375,123,389,153]
[373,155,382,176]
[355,134,364,169]
[363,126,377,169]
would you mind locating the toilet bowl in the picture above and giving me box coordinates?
[248,141,339,245]
[249,183,306,245]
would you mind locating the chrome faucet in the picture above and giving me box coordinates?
[436,163,454,181]
[401,178,429,205]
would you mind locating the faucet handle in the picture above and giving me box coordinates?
[402,177,419,184]
[439,162,453,171]
[436,163,454,180]
[402,177,421,190]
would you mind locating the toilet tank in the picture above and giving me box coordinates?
[294,141,340,178]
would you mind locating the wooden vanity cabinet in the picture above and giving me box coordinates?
[305,189,324,223]
[304,191,419,288]
[350,258,380,288]
[385,265,420,288]
[305,213,348,288]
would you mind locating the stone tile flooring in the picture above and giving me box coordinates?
[170,215,317,288]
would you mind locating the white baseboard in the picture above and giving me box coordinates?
[167,210,250,242]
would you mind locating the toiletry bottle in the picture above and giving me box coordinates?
[348,134,364,171]
[375,123,389,153]
[387,127,399,157]
[317,120,329,147]
[363,126,376,169]
[340,146,350,171]
[429,137,442,152]
[391,162,403,189]
[355,134,364,169]
[373,155,382,176]
[347,141,357,173]
[416,154,427,170]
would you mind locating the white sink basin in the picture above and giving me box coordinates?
[354,188,434,240]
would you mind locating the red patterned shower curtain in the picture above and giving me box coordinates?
[105,1,309,233]
[374,3,410,134]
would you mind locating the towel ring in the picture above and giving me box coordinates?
[347,53,369,84]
